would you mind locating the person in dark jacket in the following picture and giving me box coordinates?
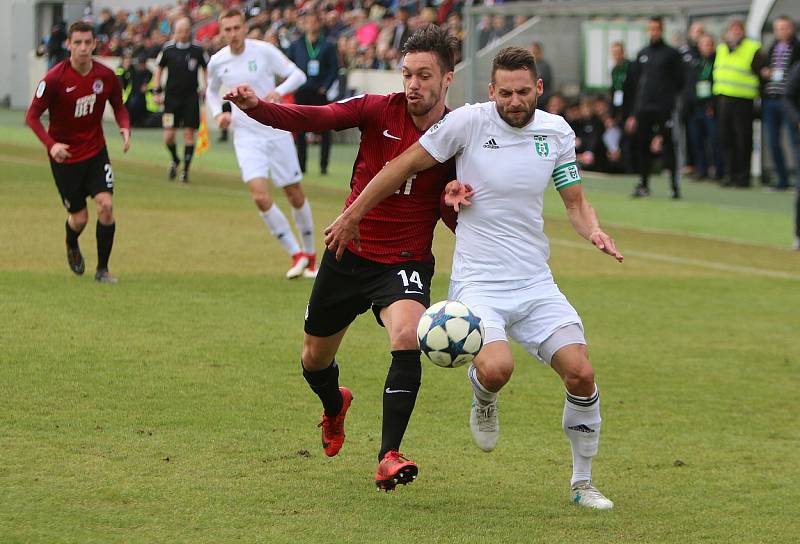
[626,16,685,199]
[761,15,800,190]
[781,62,800,249]
[609,41,635,172]
[287,10,339,175]
[678,22,706,173]
[686,33,723,180]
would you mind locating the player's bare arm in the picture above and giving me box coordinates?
[120,128,130,153]
[324,142,439,259]
[559,184,624,262]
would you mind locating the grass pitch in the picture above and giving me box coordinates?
[0,109,798,543]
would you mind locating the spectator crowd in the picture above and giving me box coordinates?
[544,15,800,202]
[36,2,800,247]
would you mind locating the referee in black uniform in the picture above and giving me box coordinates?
[626,16,684,199]
[287,10,339,175]
[153,17,208,183]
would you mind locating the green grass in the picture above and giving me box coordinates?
[1,109,798,543]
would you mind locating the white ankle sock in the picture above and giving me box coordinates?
[563,385,601,486]
[468,364,497,404]
[260,205,300,256]
[291,199,315,255]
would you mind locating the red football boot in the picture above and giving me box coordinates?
[317,387,353,457]
[302,253,317,278]
[375,450,418,491]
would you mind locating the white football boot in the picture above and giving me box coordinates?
[286,253,309,279]
[470,395,499,452]
[571,480,614,510]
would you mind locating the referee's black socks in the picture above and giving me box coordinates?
[167,143,179,165]
[378,349,422,460]
[184,145,195,173]
[96,221,115,270]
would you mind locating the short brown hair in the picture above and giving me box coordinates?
[68,21,95,39]
[219,8,245,22]
[401,24,458,73]
[491,47,538,82]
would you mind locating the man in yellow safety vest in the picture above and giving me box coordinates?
[713,18,767,188]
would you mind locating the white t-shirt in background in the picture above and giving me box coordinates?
[206,39,306,138]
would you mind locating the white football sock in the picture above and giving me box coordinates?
[468,364,497,404]
[563,385,601,486]
[291,199,315,255]
[260,205,300,256]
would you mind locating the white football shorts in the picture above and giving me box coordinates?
[448,278,585,364]
[233,129,303,187]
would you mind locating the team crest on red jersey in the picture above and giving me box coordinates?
[92,79,104,94]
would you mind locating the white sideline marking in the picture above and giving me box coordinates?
[551,239,800,281]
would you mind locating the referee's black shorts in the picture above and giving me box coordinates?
[49,147,114,213]
[304,249,434,337]
[163,93,200,129]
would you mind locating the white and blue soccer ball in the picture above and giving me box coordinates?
[417,300,485,368]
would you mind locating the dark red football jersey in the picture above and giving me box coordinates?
[26,60,129,163]
[245,93,456,264]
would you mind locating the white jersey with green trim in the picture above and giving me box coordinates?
[419,101,581,283]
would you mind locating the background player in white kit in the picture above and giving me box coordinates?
[206,9,317,278]
[325,47,623,509]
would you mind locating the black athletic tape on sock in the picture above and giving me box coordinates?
[566,389,599,407]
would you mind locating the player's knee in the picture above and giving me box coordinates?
[479,360,513,391]
[70,211,88,230]
[284,184,305,208]
[251,192,273,211]
[563,361,595,393]
[389,323,419,351]
[301,345,328,371]
[96,197,113,221]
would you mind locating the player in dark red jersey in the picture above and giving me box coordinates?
[25,21,131,284]
[224,25,458,491]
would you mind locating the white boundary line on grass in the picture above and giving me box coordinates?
[3,153,797,279]
[551,238,800,281]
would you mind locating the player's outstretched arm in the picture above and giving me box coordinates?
[225,84,360,133]
[324,142,439,259]
[559,184,624,262]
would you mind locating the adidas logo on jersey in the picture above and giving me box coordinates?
[482,138,500,149]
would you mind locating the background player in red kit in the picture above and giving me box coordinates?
[224,25,457,491]
[26,21,130,283]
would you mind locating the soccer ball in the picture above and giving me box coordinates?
[417,300,485,368]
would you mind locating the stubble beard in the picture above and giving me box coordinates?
[497,95,538,128]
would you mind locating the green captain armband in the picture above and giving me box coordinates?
[552,161,582,190]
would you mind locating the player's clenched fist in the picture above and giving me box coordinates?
[223,84,259,110]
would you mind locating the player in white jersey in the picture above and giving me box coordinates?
[324,47,623,509]
[206,9,317,279]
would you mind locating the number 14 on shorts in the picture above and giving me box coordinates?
[398,270,423,294]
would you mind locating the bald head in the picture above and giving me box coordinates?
[174,17,192,43]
